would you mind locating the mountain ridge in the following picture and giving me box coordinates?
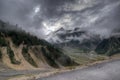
[49,27,120,57]
[0,20,77,70]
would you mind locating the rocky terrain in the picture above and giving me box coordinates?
[0,20,77,70]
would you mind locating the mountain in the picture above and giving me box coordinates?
[48,27,120,57]
[95,34,120,56]
[0,20,77,70]
[47,27,101,51]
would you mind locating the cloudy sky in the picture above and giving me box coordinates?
[0,0,120,40]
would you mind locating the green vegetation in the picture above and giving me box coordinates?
[22,47,38,67]
[22,46,28,53]
[32,47,43,61]
[0,50,2,60]
[47,45,62,59]
[0,37,7,46]
[66,53,107,65]
[106,49,120,56]
[7,47,20,64]
[95,39,109,55]
[6,30,49,46]
[0,20,50,47]
[95,37,120,56]
[41,47,59,68]
[47,46,76,66]
[41,46,77,67]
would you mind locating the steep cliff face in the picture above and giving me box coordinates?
[0,20,77,70]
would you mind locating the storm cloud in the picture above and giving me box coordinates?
[0,0,120,41]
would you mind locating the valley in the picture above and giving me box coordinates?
[0,20,120,80]
[0,0,120,80]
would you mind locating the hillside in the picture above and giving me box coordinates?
[95,35,120,56]
[46,27,120,65]
[49,27,120,57]
[0,20,77,70]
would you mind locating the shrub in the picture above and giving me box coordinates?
[0,50,2,60]
[41,47,59,68]
[22,46,28,53]
[0,37,7,46]
[22,47,38,67]
[7,47,21,64]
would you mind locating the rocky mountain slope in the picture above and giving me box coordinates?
[0,20,77,70]
[48,27,120,57]
[48,27,101,51]
[95,34,120,56]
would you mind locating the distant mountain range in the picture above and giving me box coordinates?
[47,27,101,51]
[48,27,120,56]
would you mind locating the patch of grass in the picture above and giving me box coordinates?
[67,66,76,70]
[69,54,91,65]
[89,55,107,63]
[22,47,38,67]
[65,52,107,65]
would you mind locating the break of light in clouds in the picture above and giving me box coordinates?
[0,0,120,41]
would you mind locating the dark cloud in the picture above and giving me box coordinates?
[0,0,120,40]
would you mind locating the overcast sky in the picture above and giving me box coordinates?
[0,0,120,39]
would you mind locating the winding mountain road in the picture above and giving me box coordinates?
[38,59,120,80]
